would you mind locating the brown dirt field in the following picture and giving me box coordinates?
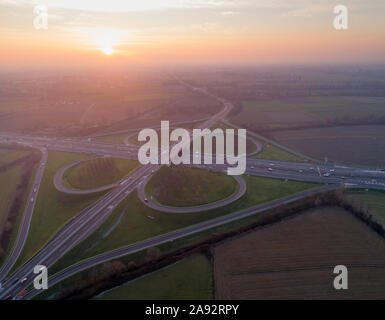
[214,207,385,300]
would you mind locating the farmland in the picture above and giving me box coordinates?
[63,157,139,190]
[214,206,385,299]
[271,125,385,167]
[95,254,212,300]
[231,96,385,132]
[345,190,385,227]
[145,166,239,207]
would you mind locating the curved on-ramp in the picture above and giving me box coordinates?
[137,174,247,213]
[53,157,140,195]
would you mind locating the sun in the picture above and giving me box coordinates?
[101,46,114,56]
[87,29,120,56]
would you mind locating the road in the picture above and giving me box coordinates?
[0,83,384,299]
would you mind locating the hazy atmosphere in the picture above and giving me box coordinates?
[1,0,385,67]
[0,0,384,306]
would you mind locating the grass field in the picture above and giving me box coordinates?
[94,254,212,300]
[214,206,385,299]
[345,190,385,227]
[0,147,30,166]
[0,146,40,264]
[63,157,139,190]
[253,142,303,162]
[232,97,385,131]
[145,166,238,207]
[94,132,132,144]
[0,166,25,231]
[12,151,109,272]
[271,125,385,167]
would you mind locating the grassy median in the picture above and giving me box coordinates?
[94,254,212,300]
[145,166,238,207]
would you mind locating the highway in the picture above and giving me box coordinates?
[0,84,384,299]
[0,84,235,299]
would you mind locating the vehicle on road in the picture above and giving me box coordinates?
[17,290,28,297]
[144,198,149,203]
[267,168,273,172]
[20,277,27,283]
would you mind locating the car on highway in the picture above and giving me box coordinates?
[30,197,34,203]
[17,290,28,297]
[144,198,149,203]
[323,173,331,177]
[267,168,273,171]
[20,277,27,283]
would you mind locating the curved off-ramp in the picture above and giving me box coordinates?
[53,157,135,195]
[138,174,246,213]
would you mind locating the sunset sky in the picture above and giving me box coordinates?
[1,0,384,67]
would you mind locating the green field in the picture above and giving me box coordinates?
[94,132,132,144]
[95,254,212,300]
[0,166,25,230]
[0,146,30,166]
[124,93,180,102]
[63,157,139,190]
[0,146,40,264]
[345,190,385,227]
[232,97,385,131]
[12,151,109,272]
[253,142,304,162]
[146,166,238,207]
